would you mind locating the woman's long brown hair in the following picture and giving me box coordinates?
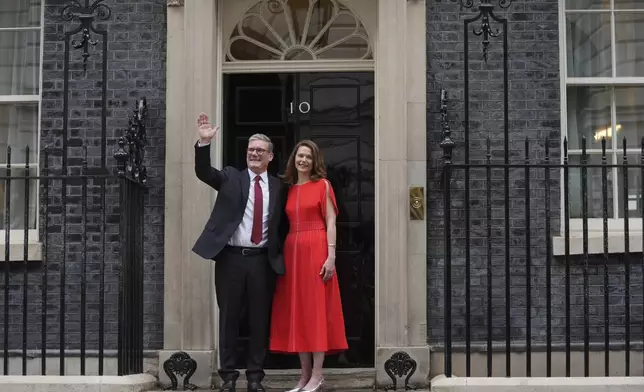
[282,140,326,184]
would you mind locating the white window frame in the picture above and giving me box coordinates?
[0,2,44,246]
[555,0,644,255]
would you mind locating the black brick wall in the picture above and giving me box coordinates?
[0,0,165,353]
[427,0,644,349]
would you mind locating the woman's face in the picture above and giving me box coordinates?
[295,145,314,175]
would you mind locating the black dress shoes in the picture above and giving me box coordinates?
[247,381,266,392]
[219,380,236,392]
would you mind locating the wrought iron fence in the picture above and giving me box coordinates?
[439,89,644,377]
[0,101,147,376]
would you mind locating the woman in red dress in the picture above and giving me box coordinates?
[270,140,348,392]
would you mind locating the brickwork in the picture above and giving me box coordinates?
[0,0,165,353]
[426,0,644,348]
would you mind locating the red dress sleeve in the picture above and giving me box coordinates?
[320,179,339,218]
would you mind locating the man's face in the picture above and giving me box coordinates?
[246,139,273,173]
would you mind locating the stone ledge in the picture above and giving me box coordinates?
[553,232,643,256]
[0,373,157,392]
[431,375,644,392]
[0,242,42,262]
[0,351,159,377]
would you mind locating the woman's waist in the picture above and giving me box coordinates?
[288,220,326,232]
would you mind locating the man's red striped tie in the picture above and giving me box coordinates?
[251,176,262,245]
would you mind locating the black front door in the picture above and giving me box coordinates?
[223,72,375,368]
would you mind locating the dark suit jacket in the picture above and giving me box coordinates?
[191,142,285,275]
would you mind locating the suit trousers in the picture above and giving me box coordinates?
[214,247,275,383]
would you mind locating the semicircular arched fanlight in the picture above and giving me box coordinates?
[226,0,372,62]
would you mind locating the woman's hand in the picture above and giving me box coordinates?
[320,258,336,282]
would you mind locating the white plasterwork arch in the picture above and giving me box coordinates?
[221,0,376,73]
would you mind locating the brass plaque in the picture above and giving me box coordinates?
[409,186,425,221]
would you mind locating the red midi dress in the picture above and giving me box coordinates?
[269,179,348,354]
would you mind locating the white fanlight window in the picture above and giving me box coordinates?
[226,0,372,62]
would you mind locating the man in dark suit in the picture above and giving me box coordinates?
[192,113,284,392]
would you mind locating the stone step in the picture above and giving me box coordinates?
[149,387,429,392]
[236,368,375,390]
[159,368,377,391]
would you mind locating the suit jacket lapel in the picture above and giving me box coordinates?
[241,169,250,206]
[268,176,278,222]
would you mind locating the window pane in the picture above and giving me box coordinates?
[565,0,609,10]
[0,30,40,95]
[568,154,614,219]
[0,0,41,29]
[615,0,644,9]
[615,87,644,149]
[566,13,612,77]
[615,13,644,76]
[617,154,643,218]
[0,167,37,230]
[313,12,371,60]
[0,103,38,164]
[567,86,612,150]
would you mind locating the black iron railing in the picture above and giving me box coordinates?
[439,88,644,377]
[116,148,146,376]
[0,100,147,376]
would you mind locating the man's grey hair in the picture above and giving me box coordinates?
[248,133,274,153]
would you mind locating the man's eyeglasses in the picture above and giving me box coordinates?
[247,147,268,155]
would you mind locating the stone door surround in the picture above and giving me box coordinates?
[160,0,428,388]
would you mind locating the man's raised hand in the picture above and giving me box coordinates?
[197,112,219,144]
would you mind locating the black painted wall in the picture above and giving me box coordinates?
[0,0,165,354]
[427,0,644,350]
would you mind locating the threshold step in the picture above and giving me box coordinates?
[156,368,377,391]
[149,386,408,392]
[150,388,431,392]
[215,368,376,390]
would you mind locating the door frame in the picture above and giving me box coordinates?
[161,0,429,388]
[214,0,378,369]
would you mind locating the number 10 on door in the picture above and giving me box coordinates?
[289,101,311,114]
